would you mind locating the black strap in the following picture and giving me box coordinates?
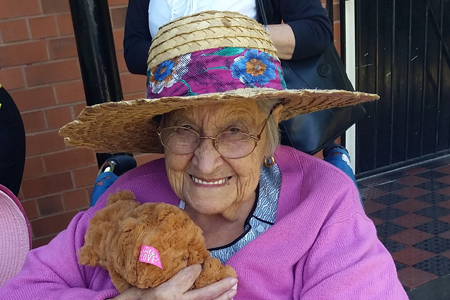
[256,0,268,26]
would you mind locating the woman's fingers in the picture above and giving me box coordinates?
[141,265,202,299]
[130,266,238,300]
[161,264,202,292]
[110,287,144,299]
[185,277,238,300]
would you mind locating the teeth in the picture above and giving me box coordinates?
[191,176,228,185]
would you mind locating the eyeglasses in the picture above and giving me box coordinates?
[158,111,272,159]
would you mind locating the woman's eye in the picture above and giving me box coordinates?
[229,127,243,133]
[181,125,193,129]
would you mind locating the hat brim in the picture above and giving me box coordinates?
[0,185,31,287]
[59,88,378,154]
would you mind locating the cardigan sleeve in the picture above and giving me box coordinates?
[123,0,152,75]
[269,0,333,60]
[299,211,408,299]
[0,211,119,300]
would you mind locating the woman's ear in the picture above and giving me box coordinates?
[272,104,284,124]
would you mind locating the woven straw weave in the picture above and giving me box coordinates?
[147,11,277,68]
[59,10,380,154]
[59,89,378,154]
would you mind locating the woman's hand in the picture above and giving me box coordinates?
[110,264,238,300]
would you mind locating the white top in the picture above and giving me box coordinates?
[148,0,257,38]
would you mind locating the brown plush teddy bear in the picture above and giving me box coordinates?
[78,190,237,293]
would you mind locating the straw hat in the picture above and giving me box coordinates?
[0,184,32,287]
[59,10,379,154]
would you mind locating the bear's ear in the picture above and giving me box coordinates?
[106,189,136,205]
[120,218,138,233]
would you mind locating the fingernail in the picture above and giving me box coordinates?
[232,283,238,290]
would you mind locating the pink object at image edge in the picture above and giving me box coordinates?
[138,245,163,269]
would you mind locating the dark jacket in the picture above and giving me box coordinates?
[0,86,26,196]
[123,0,333,75]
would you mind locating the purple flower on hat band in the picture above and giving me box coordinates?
[230,49,276,87]
[147,53,191,95]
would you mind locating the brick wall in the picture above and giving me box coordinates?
[0,0,340,248]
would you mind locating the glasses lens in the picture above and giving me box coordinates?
[160,127,199,154]
[217,132,256,158]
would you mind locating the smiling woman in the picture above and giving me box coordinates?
[0,11,407,300]
[163,101,281,232]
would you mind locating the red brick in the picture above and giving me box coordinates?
[21,171,73,199]
[123,91,147,101]
[25,59,81,87]
[45,105,73,129]
[0,19,30,42]
[10,86,56,112]
[32,235,55,248]
[25,130,66,156]
[37,194,64,216]
[0,0,41,19]
[333,22,341,41]
[22,156,45,179]
[0,67,25,90]
[334,41,341,57]
[108,0,129,6]
[41,0,70,14]
[21,110,47,133]
[86,185,94,199]
[48,36,78,60]
[116,51,129,73]
[55,80,85,104]
[0,41,48,68]
[43,148,97,173]
[56,13,74,36]
[73,102,87,116]
[135,153,164,166]
[63,189,90,210]
[21,199,39,220]
[111,7,127,29]
[30,211,78,237]
[113,29,124,51]
[333,3,340,22]
[73,165,99,188]
[29,16,58,39]
[120,72,147,95]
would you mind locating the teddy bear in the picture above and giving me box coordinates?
[78,189,237,293]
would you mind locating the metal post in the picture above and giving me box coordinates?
[69,0,125,168]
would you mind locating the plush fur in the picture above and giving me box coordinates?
[78,190,237,293]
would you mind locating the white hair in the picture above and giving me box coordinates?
[256,98,282,156]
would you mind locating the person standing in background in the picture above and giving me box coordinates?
[123,0,333,75]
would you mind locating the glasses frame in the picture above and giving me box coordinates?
[158,110,273,159]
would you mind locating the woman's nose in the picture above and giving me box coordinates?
[192,138,222,173]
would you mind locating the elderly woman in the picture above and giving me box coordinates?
[0,11,407,300]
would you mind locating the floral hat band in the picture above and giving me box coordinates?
[58,11,379,154]
[147,47,285,98]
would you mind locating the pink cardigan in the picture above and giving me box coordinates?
[0,146,408,299]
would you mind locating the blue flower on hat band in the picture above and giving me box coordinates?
[230,49,276,87]
[148,53,191,94]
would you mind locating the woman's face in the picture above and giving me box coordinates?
[163,100,280,221]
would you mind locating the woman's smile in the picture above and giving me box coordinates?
[190,175,231,186]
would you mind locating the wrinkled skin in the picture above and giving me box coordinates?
[164,101,282,248]
[110,265,238,300]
